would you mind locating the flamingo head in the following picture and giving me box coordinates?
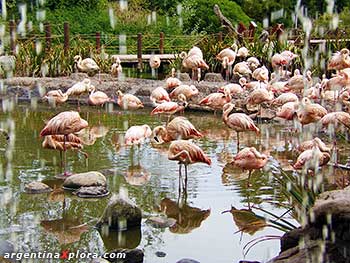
[116,90,123,97]
[152,126,166,144]
[73,55,82,63]
[222,103,235,115]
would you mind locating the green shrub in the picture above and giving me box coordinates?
[181,0,251,34]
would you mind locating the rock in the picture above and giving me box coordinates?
[24,181,52,194]
[146,216,176,228]
[176,259,200,263]
[96,194,142,230]
[204,73,224,82]
[63,171,107,190]
[103,248,144,263]
[178,73,191,81]
[73,186,109,198]
[155,251,166,257]
[70,72,89,80]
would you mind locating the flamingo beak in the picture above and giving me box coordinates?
[221,210,231,214]
[154,136,159,143]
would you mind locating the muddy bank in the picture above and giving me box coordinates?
[1,73,227,111]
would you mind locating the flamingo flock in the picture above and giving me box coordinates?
[38,46,350,193]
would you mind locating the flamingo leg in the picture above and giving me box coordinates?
[236,131,240,151]
[63,134,68,176]
[247,170,252,187]
[184,164,188,191]
[178,163,182,194]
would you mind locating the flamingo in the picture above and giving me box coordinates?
[232,62,252,79]
[40,111,88,176]
[166,68,182,89]
[246,87,274,120]
[293,146,330,171]
[66,78,94,109]
[168,140,211,189]
[222,103,260,148]
[88,88,113,107]
[169,84,199,101]
[153,116,202,143]
[42,90,69,106]
[111,56,122,77]
[271,53,288,76]
[150,86,170,106]
[284,70,313,95]
[216,43,238,79]
[149,55,161,69]
[42,134,88,167]
[124,124,152,146]
[276,101,299,121]
[246,57,261,71]
[117,90,144,110]
[231,147,268,186]
[280,50,298,74]
[237,46,249,60]
[272,93,299,106]
[296,97,327,126]
[199,87,232,113]
[73,55,99,76]
[327,48,350,71]
[217,80,244,96]
[151,94,188,121]
[181,46,209,81]
[297,137,330,153]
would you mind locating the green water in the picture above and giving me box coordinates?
[1,102,338,263]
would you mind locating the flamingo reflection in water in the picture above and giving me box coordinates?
[158,197,210,234]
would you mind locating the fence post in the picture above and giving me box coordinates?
[159,32,164,54]
[96,32,101,53]
[44,22,52,51]
[9,20,16,55]
[137,33,143,71]
[217,32,223,42]
[64,22,70,55]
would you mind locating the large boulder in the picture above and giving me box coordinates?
[63,171,107,189]
[24,181,52,194]
[96,194,142,230]
[269,186,350,262]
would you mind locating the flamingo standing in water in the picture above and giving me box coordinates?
[88,87,114,110]
[293,146,330,171]
[42,134,88,167]
[231,147,268,186]
[222,103,260,149]
[66,78,94,109]
[124,124,152,164]
[117,90,144,110]
[40,111,88,176]
[153,116,202,143]
[151,94,188,122]
[42,89,69,106]
[73,55,100,76]
[168,140,211,190]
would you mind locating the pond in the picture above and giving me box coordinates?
[1,101,346,263]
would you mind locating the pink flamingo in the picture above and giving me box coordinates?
[42,89,69,106]
[66,78,94,109]
[222,103,259,148]
[150,86,171,106]
[181,46,209,81]
[153,116,202,143]
[151,94,188,121]
[272,93,299,106]
[124,124,152,146]
[328,48,350,71]
[166,68,182,89]
[40,111,88,176]
[169,84,199,101]
[293,146,330,171]
[199,87,232,113]
[168,140,211,189]
[296,98,327,126]
[117,90,144,110]
[88,87,113,107]
[231,147,268,186]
